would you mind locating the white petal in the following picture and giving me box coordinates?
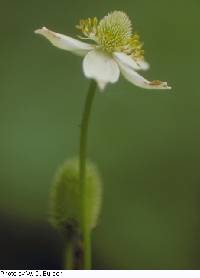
[113,52,150,71]
[83,50,120,90]
[137,59,150,71]
[117,59,171,90]
[34,27,94,56]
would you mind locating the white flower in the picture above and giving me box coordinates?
[35,11,171,91]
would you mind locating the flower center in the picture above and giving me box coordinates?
[76,11,144,59]
[96,11,132,52]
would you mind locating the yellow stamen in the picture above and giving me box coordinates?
[76,17,98,40]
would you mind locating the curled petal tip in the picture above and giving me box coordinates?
[165,84,172,90]
[34,27,48,34]
[149,80,172,90]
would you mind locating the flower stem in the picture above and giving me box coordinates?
[65,241,74,270]
[79,80,97,270]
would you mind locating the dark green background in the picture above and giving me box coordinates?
[0,0,200,269]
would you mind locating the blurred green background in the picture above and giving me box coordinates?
[0,0,200,269]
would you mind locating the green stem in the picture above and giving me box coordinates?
[65,241,74,270]
[79,80,97,270]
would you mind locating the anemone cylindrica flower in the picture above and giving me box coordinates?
[35,11,171,91]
